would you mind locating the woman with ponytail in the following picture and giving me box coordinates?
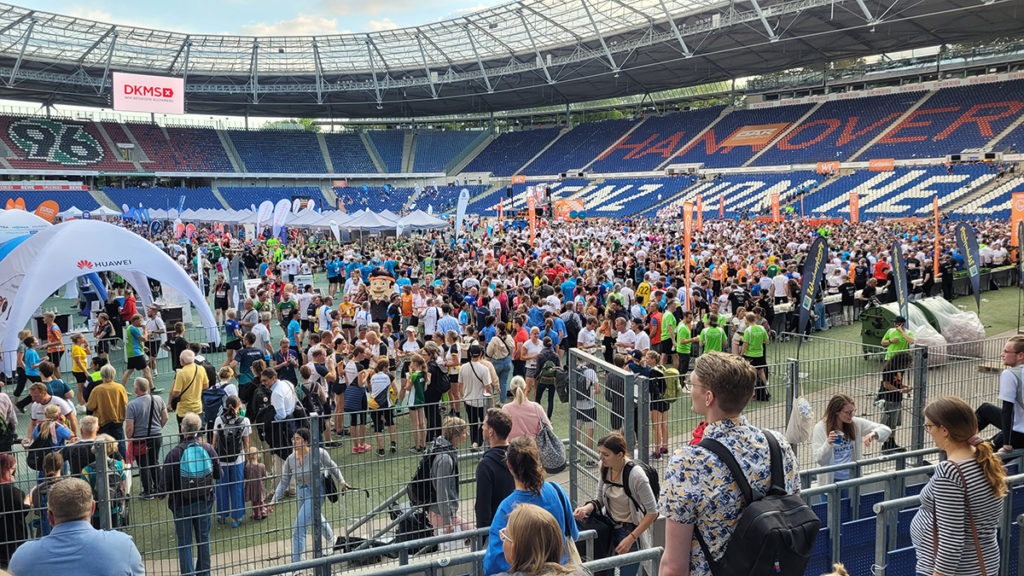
[911,396,1007,576]
[483,436,578,576]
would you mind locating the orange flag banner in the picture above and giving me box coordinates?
[849,192,859,223]
[34,200,59,222]
[771,192,780,223]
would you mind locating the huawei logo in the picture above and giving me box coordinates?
[77,260,93,270]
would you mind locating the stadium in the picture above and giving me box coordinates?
[0,0,1022,574]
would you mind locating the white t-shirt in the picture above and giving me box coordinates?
[999,367,1024,434]
[252,324,272,356]
[317,305,333,332]
[30,396,73,422]
[296,293,314,320]
[634,330,651,352]
[616,329,637,351]
[369,372,393,406]
[522,339,544,369]
[577,327,597,352]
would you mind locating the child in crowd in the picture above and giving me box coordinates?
[243,447,268,521]
[403,354,428,453]
[345,365,370,454]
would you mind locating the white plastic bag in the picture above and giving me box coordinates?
[785,397,815,444]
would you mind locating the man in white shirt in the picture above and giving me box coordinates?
[614,317,636,354]
[317,296,334,333]
[260,367,298,494]
[577,317,599,354]
[296,286,315,339]
[620,281,635,310]
[632,318,651,352]
[422,298,443,337]
[344,271,363,298]
[252,312,274,360]
[144,306,166,376]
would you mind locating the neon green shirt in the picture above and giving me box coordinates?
[884,327,913,360]
[743,324,768,358]
[676,323,692,354]
[661,312,677,342]
[699,326,725,353]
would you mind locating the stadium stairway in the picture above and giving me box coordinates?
[742,102,825,167]
[209,185,232,210]
[943,173,1020,217]
[360,132,387,173]
[655,106,734,171]
[216,129,246,172]
[316,133,335,173]
[582,116,650,173]
[989,109,1024,150]
[401,132,415,173]
[88,188,118,210]
[516,127,569,175]
[848,90,936,162]
[629,178,704,218]
[448,130,493,175]
[94,122,144,172]
[320,184,339,209]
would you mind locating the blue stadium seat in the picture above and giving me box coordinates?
[588,108,723,173]
[219,187,329,211]
[904,482,927,497]
[886,545,917,576]
[839,518,877,576]
[463,128,561,176]
[857,491,886,520]
[521,119,637,175]
[647,172,820,219]
[368,130,405,173]
[803,526,832,576]
[896,507,919,548]
[672,103,814,168]
[102,187,222,210]
[323,133,378,173]
[227,130,327,173]
[413,130,483,173]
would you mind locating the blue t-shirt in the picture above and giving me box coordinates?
[360,265,373,283]
[326,260,342,278]
[24,349,40,376]
[526,306,545,329]
[481,326,496,343]
[396,278,411,289]
[45,379,72,400]
[552,317,567,339]
[560,279,576,301]
[287,320,302,347]
[31,423,72,446]
[128,325,145,358]
[345,262,361,277]
[483,483,579,575]
[542,328,561,348]
[384,260,397,276]
[225,319,240,341]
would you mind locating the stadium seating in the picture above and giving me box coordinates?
[462,127,562,176]
[219,186,329,211]
[412,130,483,173]
[650,171,821,219]
[671,103,814,168]
[0,190,99,212]
[334,185,409,213]
[804,165,996,218]
[322,133,378,174]
[521,119,638,176]
[955,174,1024,219]
[163,127,234,172]
[368,130,405,173]
[862,80,1024,159]
[102,186,222,211]
[126,122,181,172]
[0,116,136,172]
[753,93,923,166]
[588,107,724,173]
[227,130,327,173]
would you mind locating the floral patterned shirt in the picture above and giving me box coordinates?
[658,416,800,575]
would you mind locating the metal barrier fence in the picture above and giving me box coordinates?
[872,472,1024,576]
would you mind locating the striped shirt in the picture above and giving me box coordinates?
[910,459,1004,576]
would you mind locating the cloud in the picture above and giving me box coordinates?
[63,6,175,31]
[447,3,489,17]
[236,14,348,36]
[366,17,399,32]
[316,0,421,17]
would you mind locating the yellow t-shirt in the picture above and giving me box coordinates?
[636,282,652,306]
[172,364,208,417]
[71,344,87,373]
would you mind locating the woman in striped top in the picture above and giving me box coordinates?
[911,396,1007,576]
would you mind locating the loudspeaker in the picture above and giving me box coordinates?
[559,173,567,179]
[576,172,585,178]
[985,152,997,160]
[506,186,513,199]
[950,154,961,162]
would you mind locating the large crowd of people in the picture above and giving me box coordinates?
[0,207,1017,576]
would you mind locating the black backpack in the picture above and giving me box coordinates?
[695,430,820,576]
[26,426,57,471]
[216,415,245,463]
[602,460,660,515]
[407,443,456,507]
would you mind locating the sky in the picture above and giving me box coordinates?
[16,0,504,35]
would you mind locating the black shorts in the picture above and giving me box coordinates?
[73,372,88,384]
[328,276,340,286]
[332,382,348,396]
[146,340,160,359]
[214,298,228,310]
[96,339,111,355]
[226,339,242,351]
[577,406,597,423]
[651,400,669,413]
[301,319,313,332]
[127,355,148,370]
[746,355,767,367]
[371,407,394,432]
[659,341,675,356]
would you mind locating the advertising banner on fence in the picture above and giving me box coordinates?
[798,237,829,344]
[816,161,840,174]
[721,124,790,148]
[955,221,982,311]
[771,192,780,223]
[869,158,896,171]
[112,72,185,115]
[511,175,527,184]
[1011,193,1024,247]
[892,240,910,320]
[850,192,859,223]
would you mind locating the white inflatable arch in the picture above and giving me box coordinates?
[0,220,219,374]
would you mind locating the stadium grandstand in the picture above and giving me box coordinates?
[0,0,1024,575]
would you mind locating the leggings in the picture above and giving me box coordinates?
[535,383,555,419]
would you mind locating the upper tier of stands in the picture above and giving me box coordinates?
[227,130,327,174]
[368,130,405,173]
[219,186,330,211]
[521,119,638,176]
[334,185,409,213]
[752,93,923,166]
[587,107,724,173]
[649,172,821,219]
[163,127,234,172]
[861,81,1024,159]
[412,131,482,173]
[672,103,814,168]
[102,186,222,211]
[322,133,378,174]
[0,117,136,172]
[0,190,99,211]
[462,128,561,176]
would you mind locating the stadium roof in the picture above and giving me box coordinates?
[0,0,1017,118]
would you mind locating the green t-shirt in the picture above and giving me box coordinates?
[676,323,692,354]
[276,299,297,316]
[743,324,768,358]
[700,326,725,353]
[766,264,780,278]
[884,327,913,360]
[661,311,677,342]
[210,244,222,261]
